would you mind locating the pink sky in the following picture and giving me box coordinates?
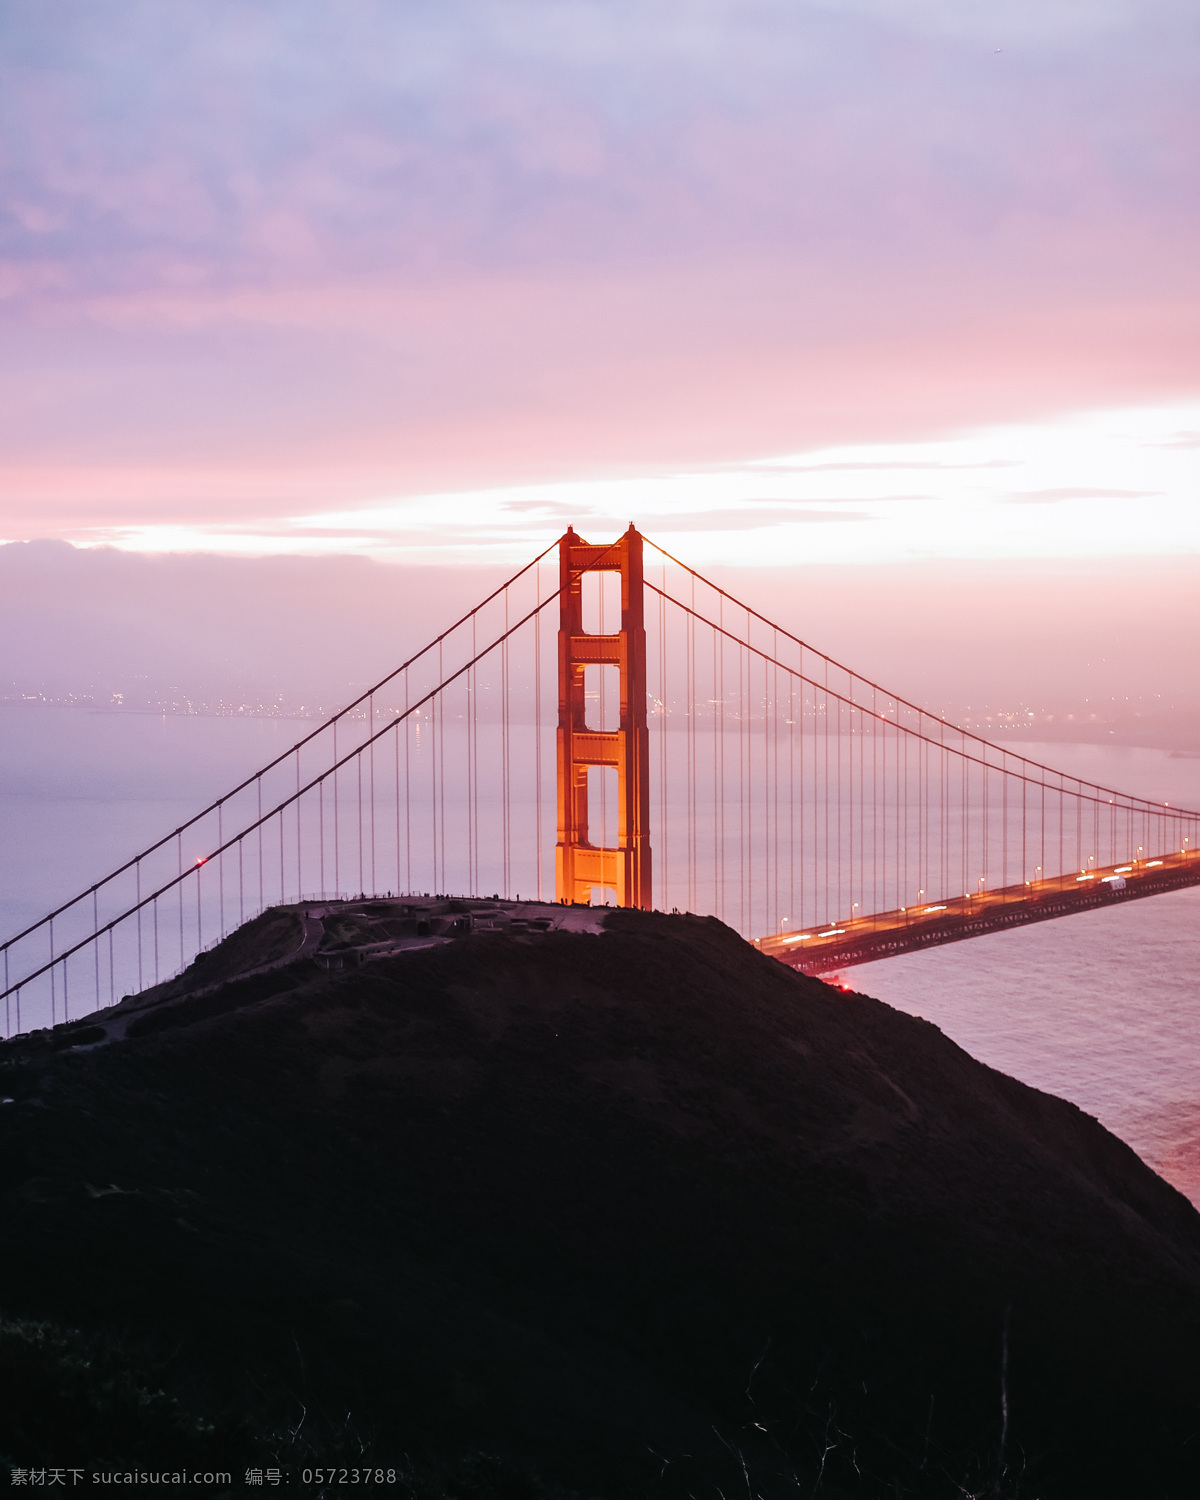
[0,0,1198,549]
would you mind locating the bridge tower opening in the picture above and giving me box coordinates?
[555,524,652,908]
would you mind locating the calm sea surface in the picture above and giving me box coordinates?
[847,739,1200,1209]
[3,705,1199,1206]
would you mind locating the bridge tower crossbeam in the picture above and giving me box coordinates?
[555,525,652,908]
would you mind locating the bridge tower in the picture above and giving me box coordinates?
[556,524,652,908]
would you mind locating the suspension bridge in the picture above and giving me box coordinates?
[3,525,1198,1035]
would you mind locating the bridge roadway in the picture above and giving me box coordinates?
[755,848,1200,977]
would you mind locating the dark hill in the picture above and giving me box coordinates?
[2,904,1200,1498]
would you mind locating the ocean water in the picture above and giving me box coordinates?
[3,703,1199,1206]
[850,886,1200,1209]
[848,740,1200,1210]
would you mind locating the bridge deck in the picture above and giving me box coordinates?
[756,848,1200,976]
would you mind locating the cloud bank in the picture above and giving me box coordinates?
[0,0,1196,545]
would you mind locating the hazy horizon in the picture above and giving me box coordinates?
[4,537,1197,757]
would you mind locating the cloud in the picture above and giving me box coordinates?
[754,461,1022,474]
[3,1,1198,307]
[737,494,935,505]
[501,499,597,518]
[0,2,1197,544]
[1001,487,1161,504]
[639,508,874,531]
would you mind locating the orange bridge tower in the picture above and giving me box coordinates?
[555,525,652,908]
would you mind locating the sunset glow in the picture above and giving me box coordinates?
[0,1,1196,564]
[57,400,1199,565]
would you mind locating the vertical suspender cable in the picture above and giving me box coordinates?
[917,732,924,901]
[502,594,510,897]
[296,755,303,901]
[404,672,412,894]
[660,568,668,912]
[718,597,725,921]
[708,618,717,912]
[769,644,776,928]
[178,831,186,968]
[895,708,902,908]
[686,578,694,910]
[136,862,143,992]
[873,699,881,918]
[436,642,445,892]
[330,726,338,899]
[93,891,100,1008]
[823,661,830,926]
[998,752,1005,889]
[812,680,819,924]
[394,713,401,896]
[466,648,474,895]
[218,805,228,932]
[692,581,699,909]
[535,593,543,901]
[740,624,747,930]
[218,803,225,937]
[357,738,364,895]
[369,695,376,896]
[431,644,440,893]
[902,715,909,904]
[1094,792,1099,874]
[799,660,806,929]
[960,752,967,896]
[788,665,795,930]
[858,700,864,921]
[837,686,843,918]
[940,724,947,900]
